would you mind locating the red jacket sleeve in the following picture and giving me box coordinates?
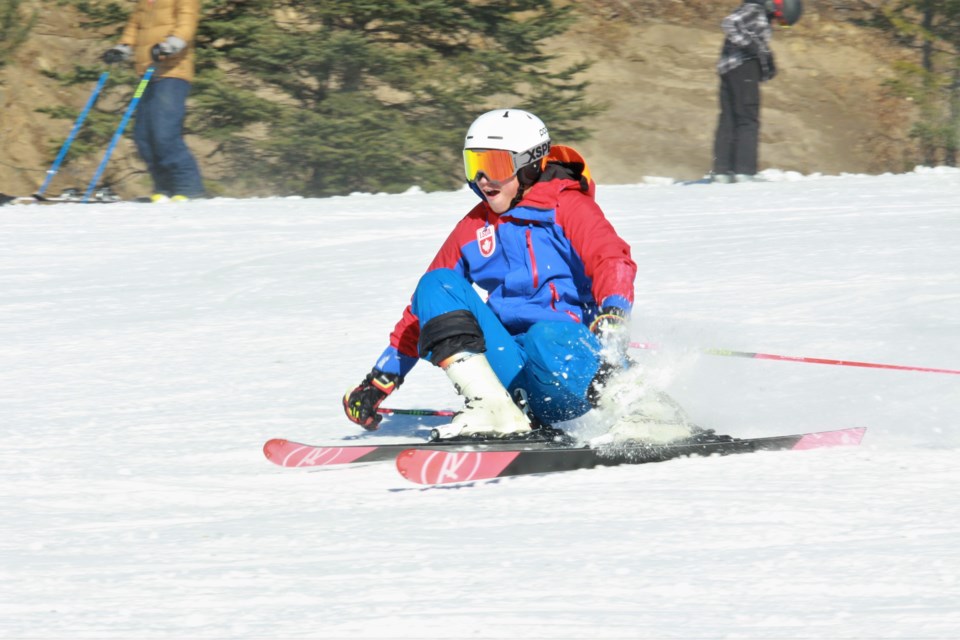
[555,190,636,309]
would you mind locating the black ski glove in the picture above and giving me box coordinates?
[763,52,778,81]
[343,369,403,430]
[590,306,631,364]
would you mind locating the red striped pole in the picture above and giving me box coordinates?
[631,342,960,375]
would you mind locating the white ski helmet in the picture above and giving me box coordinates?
[463,109,551,183]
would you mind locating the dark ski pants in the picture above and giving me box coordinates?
[411,268,601,425]
[712,59,761,176]
[133,78,205,198]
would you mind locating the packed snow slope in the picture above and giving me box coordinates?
[2,168,958,639]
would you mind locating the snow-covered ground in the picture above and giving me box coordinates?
[2,168,958,638]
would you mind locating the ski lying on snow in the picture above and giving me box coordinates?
[395,427,867,485]
[263,434,572,468]
[0,188,122,206]
[1,195,121,205]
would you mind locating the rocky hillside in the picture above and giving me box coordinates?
[1,1,917,198]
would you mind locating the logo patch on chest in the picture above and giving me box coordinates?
[477,225,496,258]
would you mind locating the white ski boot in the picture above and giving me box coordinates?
[589,367,694,446]
[434,352,532,439]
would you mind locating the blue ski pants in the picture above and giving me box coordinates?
[411,269,602,424]
[133,78,205,198]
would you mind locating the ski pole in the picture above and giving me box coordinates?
[378,407,456,417]
[629,341,960,375]
[36,71,110,198]
[82,66,154,203]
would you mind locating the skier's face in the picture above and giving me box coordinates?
[475,173,520,214]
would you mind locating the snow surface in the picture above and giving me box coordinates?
[2,168,959,639]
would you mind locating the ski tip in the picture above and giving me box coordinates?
[263,438,290,462]
[792,426,867,450]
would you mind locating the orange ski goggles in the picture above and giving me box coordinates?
[463,148,521,183]
[463,142,550,183]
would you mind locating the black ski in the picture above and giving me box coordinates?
[0,188,122,205]
[396,427,867,485]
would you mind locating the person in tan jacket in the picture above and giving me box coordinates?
[103,0,204,201]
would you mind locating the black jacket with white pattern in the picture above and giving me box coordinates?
[716,2,776,82]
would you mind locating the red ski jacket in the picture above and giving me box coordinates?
[375,146,637,377]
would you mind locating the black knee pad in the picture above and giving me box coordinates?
[418,310,486,365]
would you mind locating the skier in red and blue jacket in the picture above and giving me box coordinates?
[344,109,691,443]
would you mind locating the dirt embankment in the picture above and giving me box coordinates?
[1,2,916,198]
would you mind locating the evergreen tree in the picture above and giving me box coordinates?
[881,0,960,167]
[193,0,600,196]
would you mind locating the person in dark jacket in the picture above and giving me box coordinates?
[710,0,803,183]
[343,109,693,444]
